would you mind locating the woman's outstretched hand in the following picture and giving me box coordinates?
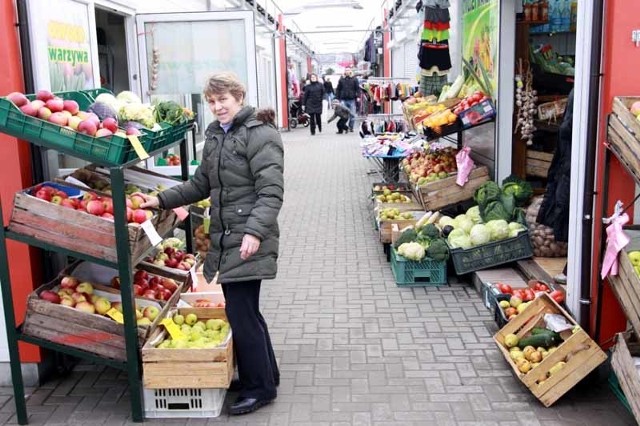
[133,192,160,209]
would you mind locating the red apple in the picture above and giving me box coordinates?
[60,198,77,209]
[60,296,75,307]
[77,119,97,136]
[75,301,95,314]
[134,270,148,282]
[19,103,38,117]
[126,206,134,222]
[62,99,79,115]
[60,276,79,290]
[160,288,173,301]
[164,247,175,256]
[45,98,64,113]
[6,92,28,107]
[132,209,147,224]
[110,276,121,290]
[126,127,141,136]
[101,212,114,220]
[38,107,52,120]
[86,199,105,216]
[129,194,145,209]
[71,292,87,304]
[83,192,98,201]
[68,116,82,130]
[142,289,157,299]
[95,128,113,138]
[48,112,68,126]
[164,258,179,269]
[34,189,52,202]
[36,90,54,102]
[137,279,149,289]
[161,278,178,292]
[101,117,118,133]
[132,284,144,296]
[39,290,61,304]
[102,199,113,214]
[54,190,68,199]
[85,112,100,126]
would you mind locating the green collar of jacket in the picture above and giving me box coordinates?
[208,106,262,135]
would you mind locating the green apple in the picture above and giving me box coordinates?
[173,314,184,325]
[629,251,640,266]
[185,313,198,325]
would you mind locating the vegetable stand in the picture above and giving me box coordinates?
[0,114,193,424]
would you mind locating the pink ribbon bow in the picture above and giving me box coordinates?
[455,146,475,186]
[601,213,630,279]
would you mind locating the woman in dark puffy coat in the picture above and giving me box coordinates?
[137,73,283,416]
[302,73,324,136]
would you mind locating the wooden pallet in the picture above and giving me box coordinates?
[414,166,490,211]
[493,294,607,407]
[609,97,640,183]
[611,332,640,424]
[607,253,640,339]
[142,307,234,389]
[526,150,553,178]
[8,186,180,264]
[22,276,174,362]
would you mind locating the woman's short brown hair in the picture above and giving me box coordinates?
[204,73,246,103]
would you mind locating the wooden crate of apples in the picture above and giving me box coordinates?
[8,182,180,264]
[22,272,176,362]
[142,308,233,389]
[494,294,607,407]
[140,237,200,291]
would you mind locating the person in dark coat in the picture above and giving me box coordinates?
[323,76,335,109]
[537,89,574,246]
[328,100,351,134]
[302,73,324,135]
[137,73,283,416]
[335,67,360,132]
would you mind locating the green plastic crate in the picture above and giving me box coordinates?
[608,371,632,415]
[390,248,447,287]
[81,87,112,100]
[0,96,141,166]
[447,230,533,275]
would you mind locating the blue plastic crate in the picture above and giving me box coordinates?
[390,248,447,287]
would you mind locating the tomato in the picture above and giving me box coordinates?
[550,290,565,304]
[539,284,549,292]
[524,289,536,302]
[497,283,513,294]
[512,289,524,300]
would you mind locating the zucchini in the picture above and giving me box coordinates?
[531,327,553,335]
[517,333,557,349]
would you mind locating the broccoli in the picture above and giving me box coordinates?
[426,239,450,262]
[419,223,441,240]
[393,228,418,249]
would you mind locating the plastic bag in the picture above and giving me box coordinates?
[544,313,572,332]
[455,146,475,186]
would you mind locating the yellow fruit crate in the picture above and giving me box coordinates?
[493,294,607,407]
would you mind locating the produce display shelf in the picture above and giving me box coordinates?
[423,115,494,142]
[17,326,127,371]
[4,229,117,269]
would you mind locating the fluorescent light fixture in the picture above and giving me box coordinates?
[284,1,364,15]
[316,25,356,29]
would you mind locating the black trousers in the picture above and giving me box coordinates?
[221,280,279,399]
[336,117,349,133]
[309,113,322,134]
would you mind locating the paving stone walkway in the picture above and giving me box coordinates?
[0,126,636,425]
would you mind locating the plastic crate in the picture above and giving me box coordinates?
[390,248,447,287]
[143,387,226,419]
[81,87,112,100]
[0,96,140,166]
[448,230,534,275]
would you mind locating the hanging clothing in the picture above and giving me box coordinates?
[421,67,449,77]
[424,6,450,23]
[419,74,448,97]
[418,40,452,71]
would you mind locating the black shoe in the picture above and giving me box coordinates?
[228,379,242,392]
[336,131,343,134]
[349,128,354,132]
[229,397,274,415]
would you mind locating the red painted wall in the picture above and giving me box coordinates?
[592,0,638,346]
[0,1,42,362]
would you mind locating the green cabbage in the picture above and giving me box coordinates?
[469,224,491,246]
[508,222,526,238]
[438,215,455,228]
[474,181,501,209]
[502,175,534,206]
[481,200,511,222]
[448,228,472,249]
[466,206,482,224]
[486,219,510,241]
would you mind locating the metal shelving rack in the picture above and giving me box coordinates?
[0,131,193,424]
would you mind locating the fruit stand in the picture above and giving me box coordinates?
[0,89,195,423]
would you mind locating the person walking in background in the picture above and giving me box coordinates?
[335,67,360,132]
[323,76,335,109]
[302,73,324,135]
[328,99,351,134]
[137,73,283,416]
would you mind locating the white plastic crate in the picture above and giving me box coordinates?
[144,387,226,418]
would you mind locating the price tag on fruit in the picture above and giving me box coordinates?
[141,219,163,246]
[106,308,124,324]
[173,207,189,221]
[161,318,184,340]
[127,135,149,160]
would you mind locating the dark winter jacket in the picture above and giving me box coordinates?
[328,104,351,122]
[323,80,334,95]
[537,89,573,242]
[158,106,284,284]
[336,75,360,100]
[303,81,324,114]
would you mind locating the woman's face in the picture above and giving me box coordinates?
[310,74,317,83]
[207,91,243,124]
